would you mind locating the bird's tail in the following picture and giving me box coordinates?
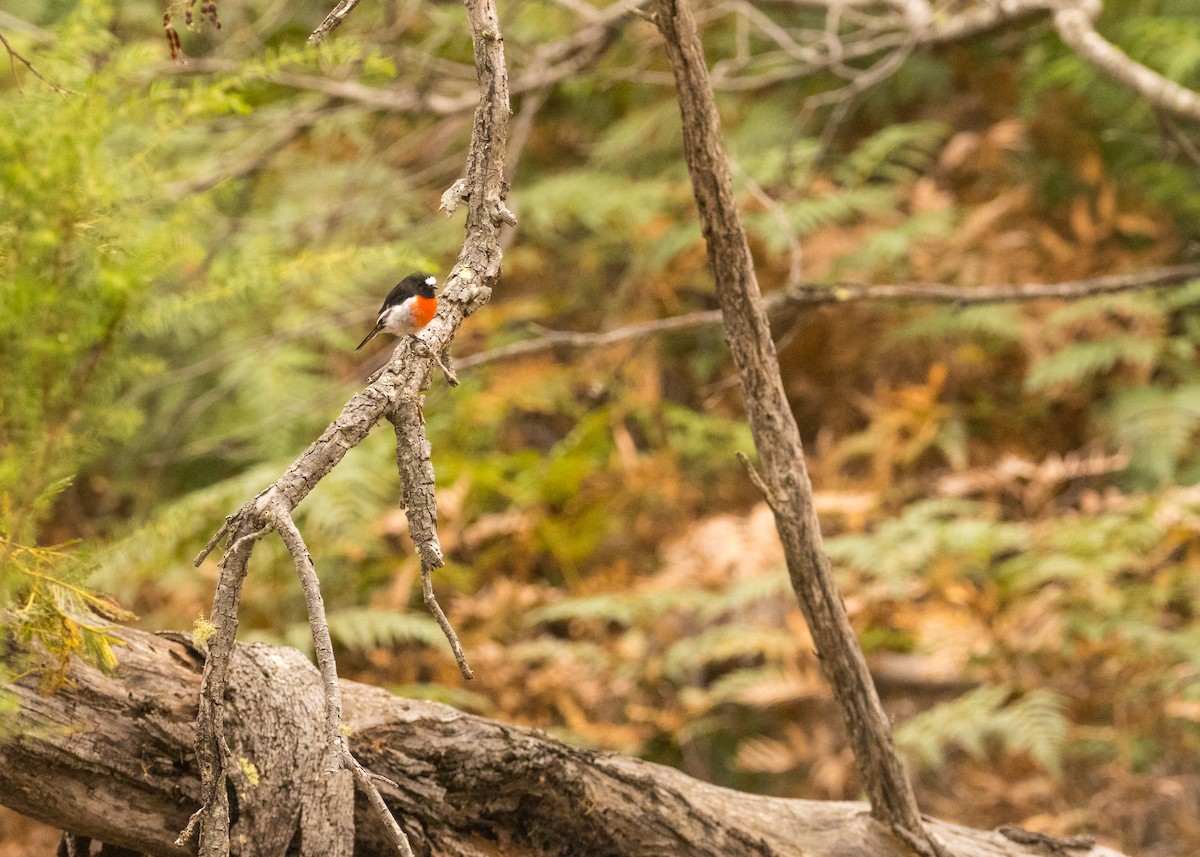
[356,322,384,351]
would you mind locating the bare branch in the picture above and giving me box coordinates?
[273,505,415,856]
[654,0,945,851]
[1052,1,1200,123]
[456,262,1200,370]
[185,0,511,850]
[272,506,351,773]
[423,564,472,678]
[790,262,1200,304]
[388,397,474,680]
[308,0,364,46]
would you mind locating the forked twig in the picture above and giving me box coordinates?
[273,505,416,856]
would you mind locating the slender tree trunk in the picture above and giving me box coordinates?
[653,2,943,854]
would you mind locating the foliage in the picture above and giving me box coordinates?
[3,1,1200,855]
[895,686,1068,774]
[1,537,133,694]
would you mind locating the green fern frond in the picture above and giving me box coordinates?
[688,665,806,712]
[697,572,791,622]
[507,638,612,670]
[326,608,443,651]
[896,685,1010,768]
[841,209,956,276]
[835,121,950,187]
[1025,336,1160,393]
[1001,689,1068,775]
[783,186,894,235]
[1105,384,1200,485]
[661,624,796,683]
[524,593,641,628]
[895,686,1068,773]
[889,305,1025,343]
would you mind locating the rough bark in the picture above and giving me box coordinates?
[653,0,938,853]
[0,628,1126,857]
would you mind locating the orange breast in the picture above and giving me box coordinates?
[413,295,438,329]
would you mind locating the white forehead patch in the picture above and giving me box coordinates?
[425,276,437,286]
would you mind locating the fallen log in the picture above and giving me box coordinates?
[1,627,1124,857]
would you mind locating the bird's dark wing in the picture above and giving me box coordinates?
[379,277,417,312]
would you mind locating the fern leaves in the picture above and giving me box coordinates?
[896,686,1068,774]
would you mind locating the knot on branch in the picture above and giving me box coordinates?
[441,267,493,316]
[493,199,518,227]
[440,178,470,216]
[415,538,445,571]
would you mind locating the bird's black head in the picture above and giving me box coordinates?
[379,271,438,312]
[406,271,438,299]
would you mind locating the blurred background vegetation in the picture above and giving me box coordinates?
[2,0,1200,854]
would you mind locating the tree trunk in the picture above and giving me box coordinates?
[653,1,935,851]
[1,628,1124,857]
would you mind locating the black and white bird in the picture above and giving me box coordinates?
[356,272,439,351]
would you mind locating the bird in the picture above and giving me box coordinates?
[356,272,439,351]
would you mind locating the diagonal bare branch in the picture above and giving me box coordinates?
[654,1,945,853]
[0,29,71,94]
[308,0,364,46]
[185,0,511,852]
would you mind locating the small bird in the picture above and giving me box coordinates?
[356,272,439,351]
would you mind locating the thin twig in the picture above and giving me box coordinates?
[456,262,1200,370]
[308,0,364,45]
[423,565,472,679]
[388,398,474,680]
[273,506,416,856]
[736,451,782,514]
[435,349,460,387]
[1158,109,1200,171]
[219,522,273,567]
[194,516,235,567]
[733,157,803,285]
[345,755,414,856]
[0,29,70,94]
[272,507,349,772]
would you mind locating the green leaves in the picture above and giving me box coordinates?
[327,608,444,652]
[835,121,950,188]
[2,537,134,692]
[1025,336,1160,393]
[896,686,1068,774]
